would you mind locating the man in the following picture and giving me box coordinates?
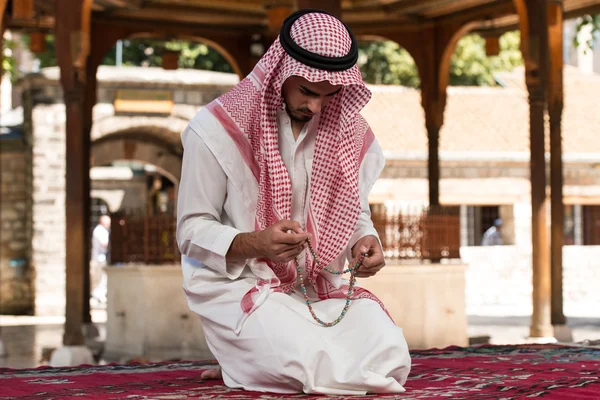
[177,10,410,394]
[481,218,504,246]
[91,215,110,304]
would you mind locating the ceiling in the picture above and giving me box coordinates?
[7,0,600,37]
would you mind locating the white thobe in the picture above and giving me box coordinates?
[177,107,411,395]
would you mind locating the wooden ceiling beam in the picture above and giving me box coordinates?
[105,5,265,26]
[144,0,264,14]
[564,2,600,19]
[6,15,55,30]
[34,0,54,12]
[349,0,515,35]
[423,0,500,18]
[95,0,131,7]
[385,0,449,14]
[92,14,262,34]
[436,0,515,23]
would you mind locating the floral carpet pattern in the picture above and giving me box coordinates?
[1,344,599,399]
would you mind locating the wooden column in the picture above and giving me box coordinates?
[54,0,93,346]
[297,0,341,16]
[547,1,566,326]
[81,59,99,325]
[516,0,553,338]
[80,22,118,324]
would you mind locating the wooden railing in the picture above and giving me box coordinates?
[370,204,461,261]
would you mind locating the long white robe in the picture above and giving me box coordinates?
[177,108,411,395]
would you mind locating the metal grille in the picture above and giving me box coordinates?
[371,204,461,261]
[109,205,461,265]
[109,212,180,264]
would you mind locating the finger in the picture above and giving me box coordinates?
[277,245,306,263]
[356,270,377,278]
[359,263,384,274]
[361,255,385,269]
[357,263,384,277]
[277,220,305,234]
[274,230,309,245]
[273,241,305,253]
[353,244,369,258]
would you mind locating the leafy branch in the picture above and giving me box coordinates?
[574,14,600,51]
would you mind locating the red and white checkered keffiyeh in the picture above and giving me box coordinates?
[206,12,388,322]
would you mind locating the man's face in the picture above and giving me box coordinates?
[100,216,111,229]
[281,76,342,123]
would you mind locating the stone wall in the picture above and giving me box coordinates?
[0,139,34,314]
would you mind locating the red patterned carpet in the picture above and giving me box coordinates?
[1,344,599,399]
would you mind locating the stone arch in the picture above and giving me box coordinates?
[91,114,189,144]
[91,129,183,184]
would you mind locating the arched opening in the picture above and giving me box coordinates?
[91,127,182,216]
[357,36,421,88]
[103,33,241,78]
[449,31,523,87]
[29,32,242,79]
[92,128,182,184]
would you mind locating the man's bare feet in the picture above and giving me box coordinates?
[200,367,222,380]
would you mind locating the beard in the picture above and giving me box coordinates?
[288,107,313,123]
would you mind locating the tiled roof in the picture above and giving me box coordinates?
[363,65,600,156]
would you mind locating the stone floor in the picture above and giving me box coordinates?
[1,313,599,369]
[0,310,107,369]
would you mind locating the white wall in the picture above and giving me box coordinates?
[462,245,600,318]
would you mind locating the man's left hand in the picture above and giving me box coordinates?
[350,235,385,278]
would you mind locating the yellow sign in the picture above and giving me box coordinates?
[114,90,174,115]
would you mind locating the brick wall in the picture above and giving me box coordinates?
[30,104,67,316]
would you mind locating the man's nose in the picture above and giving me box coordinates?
[307,97,324,114]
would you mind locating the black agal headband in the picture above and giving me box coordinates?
[279,9,359,72]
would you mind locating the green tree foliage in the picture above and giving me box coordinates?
[1,38,16,80]
[574,14,599,50]
[358,31,523,87]
[103,39,233,72]
[449,31,522,86]
[28,35,233,73]
[357,41,420,87]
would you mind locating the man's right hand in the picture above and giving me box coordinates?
[226,220,309,264]
[257,220,310,263]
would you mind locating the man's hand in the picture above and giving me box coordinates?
[258,220,310,263]
[227,220,309,263]
[351,235,385,278]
